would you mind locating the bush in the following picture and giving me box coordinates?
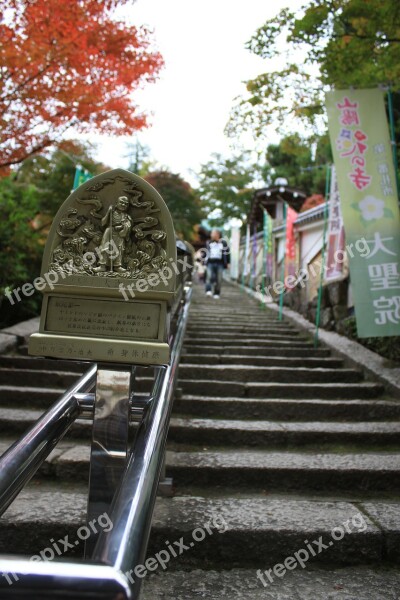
[0,178,43,327]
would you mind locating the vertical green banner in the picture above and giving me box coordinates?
[263,208,273,279]
[326,88,400,338]
[73,166,93,190]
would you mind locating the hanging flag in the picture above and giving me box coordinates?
[263,208,273,280]
[73,165,93,190]
[325,165,346,282]
[326,88,400,337]
[284,206,298,284]
[252,224,258,285]
[241,223,251,287]
[229,224,241,280]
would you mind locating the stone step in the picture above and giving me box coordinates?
[0,386,69,408]
[180,354,344,368]
[182,345,332,357]
[10,437,399,490]
[186,326,302,338]
[1,487,399,566]
[175,395,400,421]
[183,338,315,348]
[187,320,297,331]
[141,566,400,600]
[177,365,363,384]
[0,367,80,389]
[0,355,87,373]
[0,408,90,437]
[168,418,400,448]
[166,449,400,492]
[188,309,281,316]
[179,380,384,399]
[0,376,153,406]
[185,332,310,342]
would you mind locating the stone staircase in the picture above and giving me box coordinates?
[0,282,400,598]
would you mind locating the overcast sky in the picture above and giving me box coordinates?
[89,0,304,184]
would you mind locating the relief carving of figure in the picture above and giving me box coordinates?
[50,176,168,280]
[94,195,132,273]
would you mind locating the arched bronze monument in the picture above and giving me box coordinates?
[29,169,177,365]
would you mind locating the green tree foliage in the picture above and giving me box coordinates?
[196,153,259,225]
[0,142,107,326]
[263,133,332,196]
[144,171,203,241]
[227,0,400,140]
[0,178,42,326]
[15,141,107,218]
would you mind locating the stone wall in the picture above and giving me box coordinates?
[282,277,350,334]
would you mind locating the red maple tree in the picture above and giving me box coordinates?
[0,0,163,173]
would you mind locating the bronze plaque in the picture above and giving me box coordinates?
[45,296,161,340]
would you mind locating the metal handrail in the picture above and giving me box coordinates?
[0,364,97,515]
[0,285,192,599]
[93,286,192,598]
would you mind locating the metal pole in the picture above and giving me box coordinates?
[387,87,400,200]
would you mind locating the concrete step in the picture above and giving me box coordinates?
[184,332,311,342]
[2,486,399,566]
[0,407,91,437]
[175,395,400,421]
[0,367,80,389]
[8,439,399,492]
[0,376,153,406]
[166,449,400,492]
[0,355,87,373]
[183,338,315,348]
[168,418,400,448]
[177,364,363,384]
[182,345,332,357]
[188,322,299,335]
[179,380,384,399]
[186,326,303,338]
[141,566,400,600]
[180,354,344,368]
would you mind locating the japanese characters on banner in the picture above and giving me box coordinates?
[325,165,346,282]
[285,206,298,284]
[326,88,400,338]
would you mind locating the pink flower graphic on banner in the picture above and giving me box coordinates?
[359,196,385,221]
